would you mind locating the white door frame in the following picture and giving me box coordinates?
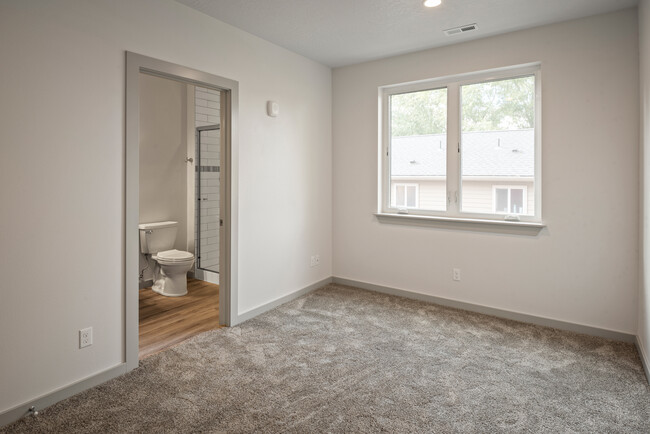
[125,52,238,371]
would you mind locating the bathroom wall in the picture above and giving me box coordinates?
[139,73,189,281]
[194,87,221,273]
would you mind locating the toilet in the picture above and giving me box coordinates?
[139,221,195,297]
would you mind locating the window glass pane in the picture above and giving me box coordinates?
[395,185,405,207]
[460,76,535,216]
[390,87,447,211]
[495,188,508,213]
[406,186,416,207]
[510,188,524,214]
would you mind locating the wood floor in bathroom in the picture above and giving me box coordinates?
[139,278,221,359]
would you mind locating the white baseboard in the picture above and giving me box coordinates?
[195,269,219,285]
[636,336,650,384]
[332,277,636,343]
[0,363,127,428]
[234,277,332,325]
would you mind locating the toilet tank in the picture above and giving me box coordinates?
[139,221,178,254]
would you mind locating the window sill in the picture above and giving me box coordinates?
[374,213,545,235]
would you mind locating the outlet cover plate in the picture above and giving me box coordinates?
[79,327,93,348]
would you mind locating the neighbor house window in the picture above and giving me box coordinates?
[493,186,527,214]
[392,183,419,209]
[380,63,541,223]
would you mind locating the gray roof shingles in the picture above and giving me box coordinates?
[391,129,534,177]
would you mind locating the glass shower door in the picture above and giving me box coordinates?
[196,125,221,274]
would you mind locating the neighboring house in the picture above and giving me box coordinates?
[391,129,535,215]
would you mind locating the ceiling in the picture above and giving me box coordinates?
[176,0,638,68]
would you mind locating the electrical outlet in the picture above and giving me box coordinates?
[79,327,93,349]
[310,255,321,267]
[453,268,461,281]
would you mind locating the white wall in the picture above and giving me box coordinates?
[0,0,332,414]
[139,73,188,252]
[333,9,639,334]
[639,0,650,369]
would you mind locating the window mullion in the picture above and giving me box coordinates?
[381,91,390,213]
[446,83,460,216]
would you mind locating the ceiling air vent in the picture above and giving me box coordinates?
[444,23,478,36]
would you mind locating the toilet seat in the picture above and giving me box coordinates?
[154,249,194,264]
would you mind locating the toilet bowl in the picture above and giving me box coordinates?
[152,249,195,297]
[139,221,195,297]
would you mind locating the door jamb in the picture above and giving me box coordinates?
[125,51,238,371]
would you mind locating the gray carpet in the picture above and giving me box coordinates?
[3,284,649,433]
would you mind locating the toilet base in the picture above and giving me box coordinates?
[152,281,187,297]
[152,262,192,297]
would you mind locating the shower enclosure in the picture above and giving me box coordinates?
[195,124,221,280]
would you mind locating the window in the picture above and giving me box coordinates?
[389,88,447,211]
[392,183,419,209]
[380,63,541,223]
[493,186,527,215]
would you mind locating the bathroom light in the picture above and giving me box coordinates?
[424,0,442,7]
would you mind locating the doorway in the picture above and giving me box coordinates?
[125,52,238,371]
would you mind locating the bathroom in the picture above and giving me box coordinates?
[138,72,224,358]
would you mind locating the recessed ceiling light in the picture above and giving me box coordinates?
[424,0,442,7]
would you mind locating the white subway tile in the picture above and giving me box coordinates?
[196,106,219,116]
[196,91,210,100]
[204,230,218,238]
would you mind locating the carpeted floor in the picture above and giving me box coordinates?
[3,284,650,433]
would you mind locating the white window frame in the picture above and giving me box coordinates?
[492,185,528,215]
[392,183,419,209]
[378,62,542,225]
